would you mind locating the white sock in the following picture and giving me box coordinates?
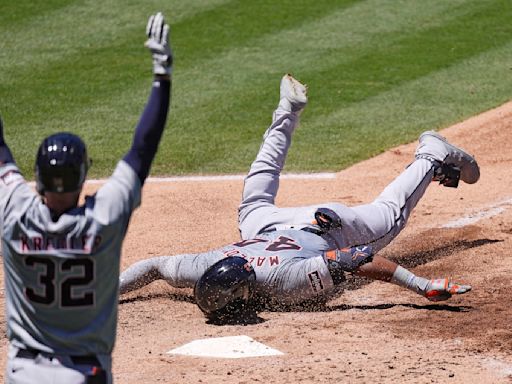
[391,266,430,296]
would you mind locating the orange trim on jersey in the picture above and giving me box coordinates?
[325,250,336,260]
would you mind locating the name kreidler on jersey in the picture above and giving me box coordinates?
[16,233,102,253]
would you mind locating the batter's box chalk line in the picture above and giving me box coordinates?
[441,197,512,228]
[482,357,512,378]
[77,172,336,185]
[167,335,284,358]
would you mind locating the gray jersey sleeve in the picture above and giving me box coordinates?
[120,251,224,294]
[93,160,141,225]
[0,164,36,236]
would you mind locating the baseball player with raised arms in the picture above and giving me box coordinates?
[0,12,172,383]
[119,74,476,322]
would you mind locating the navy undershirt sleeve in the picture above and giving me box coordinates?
[0,144,15,165]
[123,78,171,185]
[0,119,15,164]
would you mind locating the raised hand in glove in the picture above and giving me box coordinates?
[145,12,172,76]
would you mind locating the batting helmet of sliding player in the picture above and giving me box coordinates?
[194,256,256,321]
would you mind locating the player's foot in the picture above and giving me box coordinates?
[424,278,472,302]
[278,74,307,113]
[415,130,480,186]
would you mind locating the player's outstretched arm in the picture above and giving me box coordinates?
[119,256,169,294]
[120,252,215,295]
[123,12,173,185]
[338,247,472,302]
[0,117,15,165]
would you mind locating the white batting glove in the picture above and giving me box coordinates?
[145,12,172,76]
[424,278,472,302]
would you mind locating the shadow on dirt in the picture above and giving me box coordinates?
[254,300,472,314]
[120,292,267,325]
[205,310,266,326]
[120,292,194,305]
[328,302,473,312]
[389,238,502,269]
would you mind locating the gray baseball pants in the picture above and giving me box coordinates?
[6,344,112,384]
[238,108,435,252]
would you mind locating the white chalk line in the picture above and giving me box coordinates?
[441,197,512,228]
[482,357,512,378]
[25,172,336,187]
[86,172,336,184]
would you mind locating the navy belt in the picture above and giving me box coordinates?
[16,348,101,367]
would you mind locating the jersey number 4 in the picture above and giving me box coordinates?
[24,256,94,307]
[233,236,302,251]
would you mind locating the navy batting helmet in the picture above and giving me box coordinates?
[194,256,256,320]
[35,132,90,195]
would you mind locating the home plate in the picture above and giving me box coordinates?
[167,335,284,358]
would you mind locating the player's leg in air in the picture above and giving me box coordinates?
[345,130,480,252]
[238,74,308,239]
[238,74,480,254]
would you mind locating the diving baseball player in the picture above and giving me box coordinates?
[238,74,480,287]
[0,12,172,384]
[119,73,476,321]
[119,228,471,321]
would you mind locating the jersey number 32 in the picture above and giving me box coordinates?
[24,256,94,307]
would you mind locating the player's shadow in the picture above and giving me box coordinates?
[388,238,502,270]
[119,292,194,305]
[119,292,266,325]
[205,309,265,326]
[327,302,473,312]
[253,297,472,314]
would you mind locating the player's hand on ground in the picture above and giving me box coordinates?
[424,278,472,302]
[145,12,172,76]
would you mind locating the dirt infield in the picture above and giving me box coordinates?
[2,102,512,383]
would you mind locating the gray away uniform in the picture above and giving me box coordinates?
[119,229,371,306]
[1,12,172,383]
[120,102,439,308]
[0,161,140,382]
[238,108,436,252]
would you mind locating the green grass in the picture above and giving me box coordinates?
[1,0,511,178]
